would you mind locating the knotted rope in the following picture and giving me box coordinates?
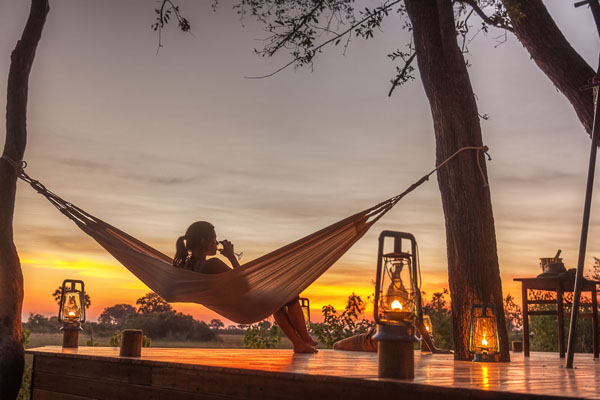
[1,156,26,175]
[364,145,492,225]
[1,155,87,224]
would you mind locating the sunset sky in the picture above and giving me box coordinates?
[1,0,599,325]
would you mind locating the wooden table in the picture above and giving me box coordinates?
[514,276,599,358]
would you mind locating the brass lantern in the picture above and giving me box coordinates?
[374,235,419,325]
[373,231,421,379]
[422,314,433,336]
[469,304,499,362]
[58,279,85,348]
[299,297,311,325]
[58,279,86,325]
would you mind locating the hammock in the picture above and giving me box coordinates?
[2,146,489,324]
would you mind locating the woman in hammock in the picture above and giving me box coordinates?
[174,221,318,353]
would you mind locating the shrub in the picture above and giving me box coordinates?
[123,311,218,341]
[86,331,99,347]
[528,290,595,353]
[109,330,151,347]
[244,320,281,349]
[310,293,374,348]
[21,329,30,348]
[422,289,453,350]
[109,330,121,347]
[22,313,60,333]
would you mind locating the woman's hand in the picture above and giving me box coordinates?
[219,240,236,260]
[219,239,241,269]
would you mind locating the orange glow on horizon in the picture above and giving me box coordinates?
[20,250,531,326]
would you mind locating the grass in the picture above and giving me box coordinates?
[26,332,293,349]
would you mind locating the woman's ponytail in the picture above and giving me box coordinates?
[173,235,188,268]
[173,221,215,268]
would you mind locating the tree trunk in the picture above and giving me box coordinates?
[0,1,48,398]
[502,0,595,135]
[404,0,510,361]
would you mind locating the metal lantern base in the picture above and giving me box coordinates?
[61,325,82,348]
[373,324,418,379]
[473,353,497,362]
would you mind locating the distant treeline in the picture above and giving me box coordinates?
[23,292,245,341]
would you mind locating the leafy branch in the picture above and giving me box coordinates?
[152,0,191,54]
[239,0,404,79]
[388,50,416,97]
[458,0,514,33]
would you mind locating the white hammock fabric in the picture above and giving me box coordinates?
[47,192,398,324]
[10,146,488,324]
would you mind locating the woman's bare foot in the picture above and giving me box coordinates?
[303,337,318,347]
[293,342,318,353]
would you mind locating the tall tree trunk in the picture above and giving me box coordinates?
[0,1,48,398]
[502,0,595,135]
[405,0,510,361]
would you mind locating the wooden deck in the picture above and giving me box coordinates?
[26,346,600,399]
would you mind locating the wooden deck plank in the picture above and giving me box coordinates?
[32,389,92,400]
[33,371,229,400]
[26,347,599,399]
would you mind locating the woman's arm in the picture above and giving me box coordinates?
[201,258,232,274]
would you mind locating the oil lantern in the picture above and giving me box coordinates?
[373,231,421,379]
[422,314,433,336]
[58,279,85,348]
[469,304,499,362]
[299,297,311,326]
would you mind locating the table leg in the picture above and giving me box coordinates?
[592,286,599,358]
[557,286,565,358]
[522,284,530,357]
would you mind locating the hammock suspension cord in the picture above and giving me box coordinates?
[0,145,492,238]
[1,145,491,231]
[0,145,490,323]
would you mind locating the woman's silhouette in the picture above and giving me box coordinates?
[174,221,318,353]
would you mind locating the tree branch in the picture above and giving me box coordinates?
[267,0,326,56]
[502,0,595,134]
[388,52,417,97]
[460,0,514,32]
[245,0,403,79]
[153,0,191,54]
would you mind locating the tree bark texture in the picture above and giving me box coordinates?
[502,0,595,135]
[404,0,510,361]
[0,0,48,398]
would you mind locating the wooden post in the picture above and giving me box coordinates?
[512,341,522,352]
[61,327,80,348]
[378,341,414,379]
[592,285,599,358]
[522,284,530,357]
[557,284,565,358]
[566,83,600,368]
[120,329,143,357]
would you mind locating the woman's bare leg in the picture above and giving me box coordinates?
[286,301,318,346]
[273,308,317,353]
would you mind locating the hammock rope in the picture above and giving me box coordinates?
[1,145,490,324]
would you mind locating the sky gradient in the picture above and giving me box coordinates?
[1,0,599,325]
